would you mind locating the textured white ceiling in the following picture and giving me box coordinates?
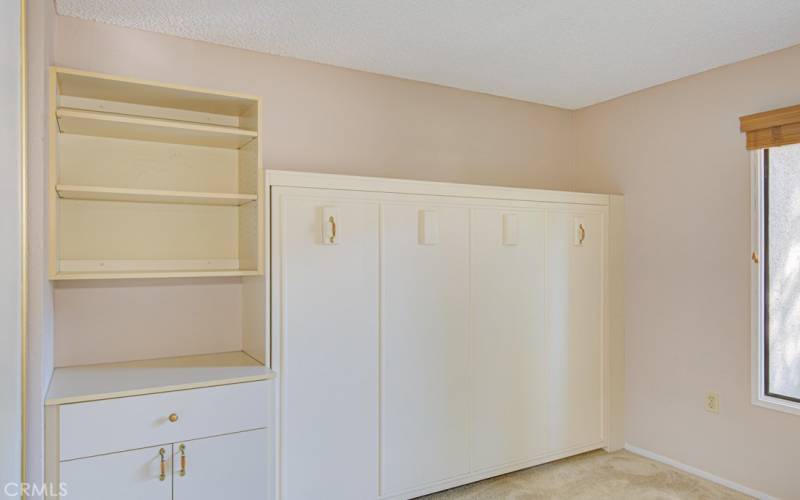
[55,0,800,109]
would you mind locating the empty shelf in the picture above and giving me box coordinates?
[57,184,258,206]
[45,351,276,405]
[56,108,257,149]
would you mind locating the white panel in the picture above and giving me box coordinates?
[547,209,604,452]
[59,381,269,460]
[173,429,269,500]
[470,207,548,470]
[418,209,439,245]
[60,445,172,500]
[381,201,469,495]
[277,190,379,500]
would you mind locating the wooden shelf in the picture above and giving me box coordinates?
[56,108,257,149]
[54,258,261,280]
[51,68,264,281]
[53,270,261,281]
[57,184,258,206]
[45,351,276,406]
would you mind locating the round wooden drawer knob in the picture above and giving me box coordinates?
[168,413,179,423]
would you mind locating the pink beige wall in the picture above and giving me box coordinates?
[575,44,800,499]
[54,15,576,191]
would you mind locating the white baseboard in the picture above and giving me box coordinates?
[624,444,776,500]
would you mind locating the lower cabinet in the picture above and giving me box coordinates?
[48,381,272,500]
[172,429,269,499]
[61,445,171,500]
[61,428,268,500]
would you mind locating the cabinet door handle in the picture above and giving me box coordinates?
[159,448,166,481]
[179,444,186,477]
[329,216,337,244]
[579,223,586,244]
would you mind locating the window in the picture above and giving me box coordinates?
[754,144,800,413]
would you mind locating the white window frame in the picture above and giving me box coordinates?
[751,149,800,416]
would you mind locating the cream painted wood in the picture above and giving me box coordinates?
[273,188,380,500]
[59,445,172,500]
[44,406,60,500]
[59,95,242,128]
[60,199,238,258]
[56,108,257,149]
[469,206,548,471]
[59,135,240,194]
[49,67,263,280]
[546,209,605,452]
[267,170,610,206]
[380,201,470,496]
[241,275,268,365]
[55,67,257,117]
[56,185,257,206]
[266,172,621,499]
[46,352,274,405]
[59,381,269,461]
[607,195,625,451]
[172,429,269,500]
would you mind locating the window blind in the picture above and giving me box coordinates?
[740,104,800,150]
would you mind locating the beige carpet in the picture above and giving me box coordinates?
[418,450,750,500]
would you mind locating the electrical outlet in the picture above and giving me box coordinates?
[705,393,720,413]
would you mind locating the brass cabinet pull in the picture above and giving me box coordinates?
[168,413,179,423]
[752,251,759,263]
[179,444,186,477]
[329,216,337,244]
[579,223,586,244]
[159,448,166,481]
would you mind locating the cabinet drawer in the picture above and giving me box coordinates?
[60,381,269,461]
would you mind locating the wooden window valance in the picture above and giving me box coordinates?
[740,104,800,150]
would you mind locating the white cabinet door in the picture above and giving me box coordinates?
[546,209,605,452]
[60,445,172,500]
[381,202,470,496]
[469,207,548,471]
[173,429,269,500]
[274,189,380,500]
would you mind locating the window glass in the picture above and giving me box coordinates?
[766,143,800,402]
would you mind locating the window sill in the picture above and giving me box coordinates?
[753,394,800,417]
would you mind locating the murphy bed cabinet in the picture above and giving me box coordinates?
[269,171,624,500]
[44,68,273,500]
